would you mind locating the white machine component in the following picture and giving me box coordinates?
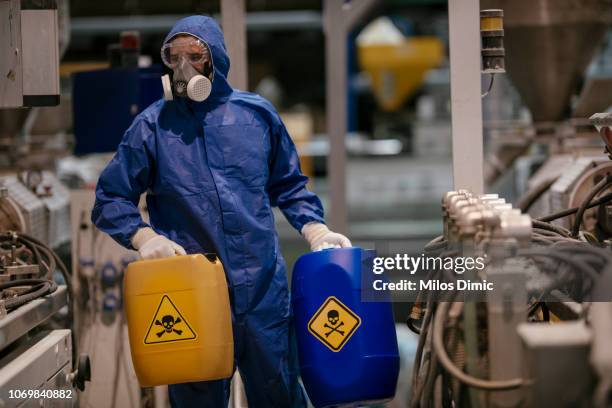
[548,156,610,229]
[0,172,71,247]
[0,330,73,407]
[39,171,70,247]
[1,175,47,243]
[518,322,593,408]
[0,0,60,108]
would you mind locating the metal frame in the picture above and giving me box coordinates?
[0,285,67,351]
[324,0,377,234]
[448,0,484,194]
[221,0,248,90]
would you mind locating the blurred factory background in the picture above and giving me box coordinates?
[0,0,611,406]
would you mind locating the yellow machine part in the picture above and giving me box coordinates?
[480,16,503,31]
[357,37,444,112]
[124,254,234,387]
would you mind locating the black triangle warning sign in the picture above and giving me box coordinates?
[144,295,197,344]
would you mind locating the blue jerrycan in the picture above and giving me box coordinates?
[292,247,399,407]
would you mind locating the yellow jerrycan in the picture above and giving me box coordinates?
[124,254,233,387]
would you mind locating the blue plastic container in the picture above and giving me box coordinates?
[292,247,399,407]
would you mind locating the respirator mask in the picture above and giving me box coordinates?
[160,36,213,102]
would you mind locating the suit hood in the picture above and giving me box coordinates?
[164,15,233,106]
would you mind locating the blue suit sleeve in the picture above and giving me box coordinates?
[91,117,153,249]
[266,117,325,232]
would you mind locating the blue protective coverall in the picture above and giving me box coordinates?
[92,15,324,407]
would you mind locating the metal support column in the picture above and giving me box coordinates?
[221,0,248,90]
[324,0,376,234]
[448,0,484,194]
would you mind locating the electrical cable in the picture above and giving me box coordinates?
[519,247,606,301]
[413,234,612,403]
[411,288,436,407]
[424,241,448,254]
[531,220,571,237]
[532,234,575,243]
[26,240,56,279]
[424,236,447,256]
[551,241,612,256]
[571,175,612,237]
[421,325,440,408]
[8,232,78,370]
[538,192,612,223]
[481,73,495,98]
[407,318,422,335]
[432,302,524,390]
[521,250,600,280]
[427,235,444,245]
[531,229,578,243]
[532,228,564,237]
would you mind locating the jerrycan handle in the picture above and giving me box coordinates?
[203,253,218,263]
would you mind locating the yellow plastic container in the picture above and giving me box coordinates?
[124,254,233,387]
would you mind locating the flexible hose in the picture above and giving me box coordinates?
[4,283,55,310]
[0,279,57,311]
[433,302,524,390]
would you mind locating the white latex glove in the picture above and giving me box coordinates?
[131,227,186,260]
[301,222,351,252]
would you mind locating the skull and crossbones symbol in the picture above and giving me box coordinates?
[324,309,345,337]
[155,315,183,337]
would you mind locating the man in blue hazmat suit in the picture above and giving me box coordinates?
[92,15,351,407]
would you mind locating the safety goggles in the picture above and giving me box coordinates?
[161,37,211,69]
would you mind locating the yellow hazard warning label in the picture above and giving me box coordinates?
[144,295,197,344]
[308,296,361,352]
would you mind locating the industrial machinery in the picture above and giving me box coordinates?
[0,1,91,404]
[480,0,612,189]
[0,171,71,249]
[409,186,612,407]
[0,226,90,407]
[406,0,612,403]
[0,171,72,273]
[0,0,60,108]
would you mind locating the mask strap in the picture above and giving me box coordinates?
[161,74,174,101]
